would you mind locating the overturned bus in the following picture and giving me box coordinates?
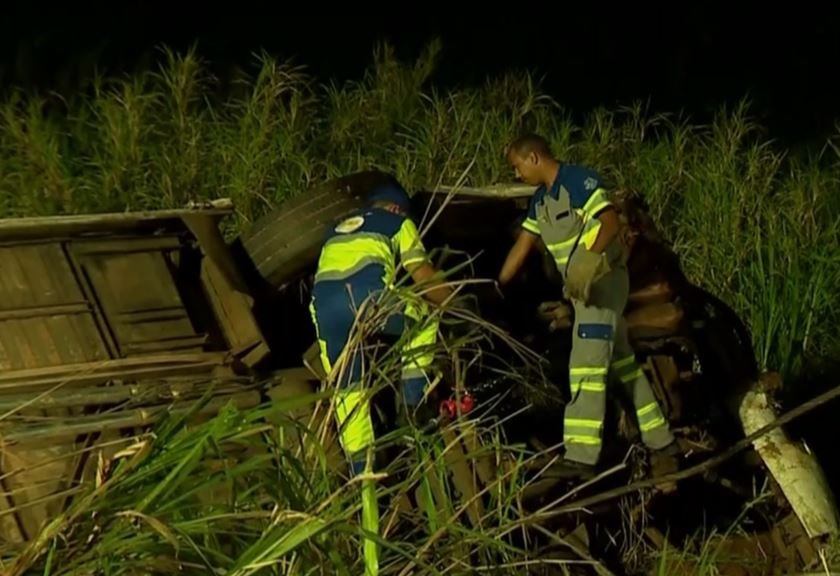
[0,171,836,571]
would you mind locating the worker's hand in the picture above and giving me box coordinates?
[564,248,610,304]
[537,301,574,331]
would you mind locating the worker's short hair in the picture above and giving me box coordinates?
[506,133,553,160]
[368,181,411,212]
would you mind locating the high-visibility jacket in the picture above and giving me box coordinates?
[314,206,430,297]
[310,206,434,576]
[310,206,433,455]
[521,165,614,277]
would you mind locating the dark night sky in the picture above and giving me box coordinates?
[2,3,839,144]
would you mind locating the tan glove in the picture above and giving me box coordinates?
[537,301,573,331]
[564,248,610,303]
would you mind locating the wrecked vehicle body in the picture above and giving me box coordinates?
[236,172,840,566]
[0,172,836,572]
[0,203,276,547]
[238,174,760,466]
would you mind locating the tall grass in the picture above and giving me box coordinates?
[2,281,599,575]
[3,46,840,571]
[1,42,839,380]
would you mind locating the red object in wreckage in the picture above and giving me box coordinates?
[440,394,475,418]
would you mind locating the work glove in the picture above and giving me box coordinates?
[537,300,574,331]
[564,248,610,304]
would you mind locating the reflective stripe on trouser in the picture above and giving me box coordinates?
[563,264,675,464]
[400,298,439,407]
[310,289,380,576]
[309,285,440,450]
[611,317,674,450]
[564,303,616,465]
[309,287,375,458]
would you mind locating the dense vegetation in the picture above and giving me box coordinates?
[3,42,840,574]
[3,42,839,381]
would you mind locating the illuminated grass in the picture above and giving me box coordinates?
[0,43,838,379]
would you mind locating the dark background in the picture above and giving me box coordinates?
[2,3,839,145]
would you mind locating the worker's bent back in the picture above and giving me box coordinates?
[310,204,431,383]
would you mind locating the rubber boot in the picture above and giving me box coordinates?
[554,458,597,481]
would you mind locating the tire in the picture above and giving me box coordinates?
[239,170,396,289]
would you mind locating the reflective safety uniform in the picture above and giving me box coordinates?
[310,201,439,576]
[523,165,674,465]
[310,204,439,463]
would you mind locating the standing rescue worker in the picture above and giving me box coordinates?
[310,177,452,575]
[497,133,677,473]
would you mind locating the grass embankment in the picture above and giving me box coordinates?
[2,42,840,574]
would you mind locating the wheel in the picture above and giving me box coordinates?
[238,170,397,289]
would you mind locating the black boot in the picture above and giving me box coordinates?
[554,459,597,480]
[649,441,681,493]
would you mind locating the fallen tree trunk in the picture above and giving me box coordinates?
[537,373,840,520]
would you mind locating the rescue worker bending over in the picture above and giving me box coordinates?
[498,133,676,473]
[310,178,453,470]
[310,179,452,575]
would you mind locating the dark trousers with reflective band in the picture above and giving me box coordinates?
[310,281,439,461]
[564,265,674,465]
[311,282,438,576]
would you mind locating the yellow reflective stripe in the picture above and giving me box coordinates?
[522,218,540,234]
[315,255,384,283]
[326,231,390,248]
[309,301,333,374]
[396,219,429,268]
[546,235,579,253]
[335,390,374,454]
[565,418,603,429]
[564,434,602,446]
[317,338,331,373]
[581,221,602,250]
[640,417,667,432]
[637,402,660,418]
[585,200,611,220]
[582,187,610,216]
[546,233,582,269]
[404,298,428,321]
[570,367,608,376]
[318,237,393,277]
[403,353,434,372]
[402,312,438,370]
[620,368,645,383]
[611,355,636,370]
[401,249,427,267]
[402,367,427,380]
[570,367,608,393]
[570,382,606,393]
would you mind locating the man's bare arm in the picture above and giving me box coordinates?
[408,262,454,305]
[588,207,620,254]
[499,230,538,285]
